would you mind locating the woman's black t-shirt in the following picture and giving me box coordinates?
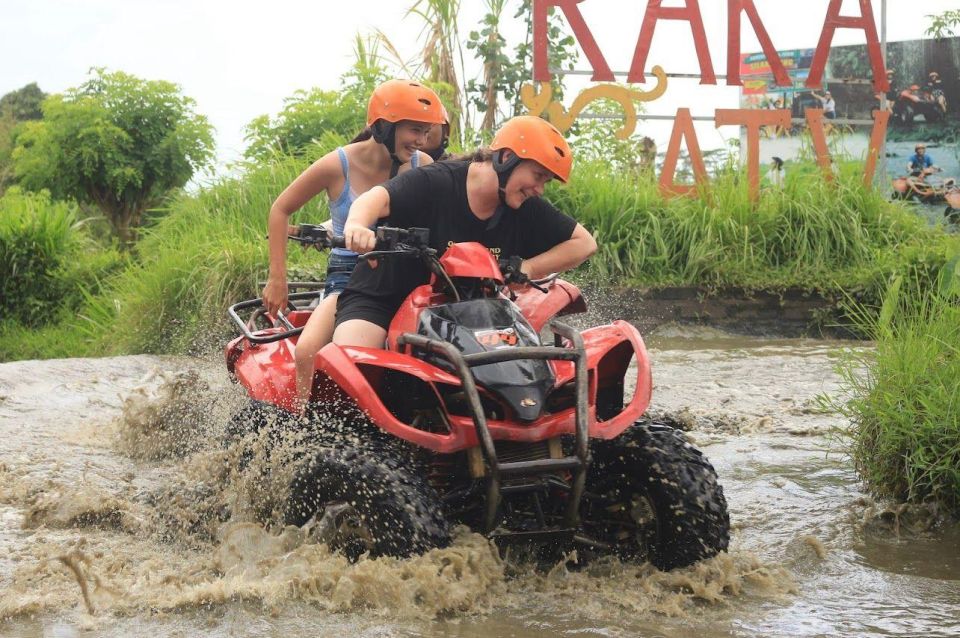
[341,160,578,304]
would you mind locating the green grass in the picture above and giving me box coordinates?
[0,187,125,359]
[72,148,335,356]
[550,160,954,294]
[2,150,959,361]
[829,264,960,513]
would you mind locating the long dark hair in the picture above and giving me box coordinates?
[350,126,373,143]
[447,147,493,163]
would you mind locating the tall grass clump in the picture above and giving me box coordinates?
[830,263,960,513]
[1,187,124,321]
[1,187,81,326]
[75,141,341,355]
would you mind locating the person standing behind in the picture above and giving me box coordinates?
[924,71,947,112]
[812,90,837,119]
[262,79,446,411]
[423,106,451,161]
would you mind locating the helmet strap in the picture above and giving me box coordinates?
[492,149,522,207]
[372,120,403,177]
[371,120,397,153]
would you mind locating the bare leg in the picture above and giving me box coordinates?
[332,319,387,349]
[294,293,339,410]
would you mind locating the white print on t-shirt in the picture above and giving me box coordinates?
[447,240,501,257]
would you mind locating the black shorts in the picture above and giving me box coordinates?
[334,290,403,331]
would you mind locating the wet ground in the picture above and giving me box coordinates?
[1,327,958,637]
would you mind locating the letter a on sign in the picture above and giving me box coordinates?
[659,109,709,197]
[629,0,715,85]
[806,0,887,92]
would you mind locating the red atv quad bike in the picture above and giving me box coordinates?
[225,225,730,570]
[892,168,959,206]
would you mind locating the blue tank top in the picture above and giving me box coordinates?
[330,147,420,256]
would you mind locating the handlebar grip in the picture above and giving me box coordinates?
[330,236,346,249]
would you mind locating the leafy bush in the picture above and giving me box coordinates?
[243,56,386,162]
[0,187,81,326]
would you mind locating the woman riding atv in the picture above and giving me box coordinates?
[333,115,597,350]
[262,79,446,410]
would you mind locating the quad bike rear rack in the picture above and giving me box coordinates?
[227,290,324,344]
[397,320,590,535]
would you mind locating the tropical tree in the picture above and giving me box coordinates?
[407,0,465,137]
[926,10,960,39]
[12,69,214,245]
[0,83,46,122]
[0,83,47,193]
[466,0,578,132]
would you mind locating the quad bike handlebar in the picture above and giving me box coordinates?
[232,224,547,341]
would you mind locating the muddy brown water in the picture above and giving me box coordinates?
[1,326,958,637]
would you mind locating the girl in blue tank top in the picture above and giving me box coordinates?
[262,79,446,412]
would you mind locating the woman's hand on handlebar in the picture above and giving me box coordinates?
[262,276,288,317]
[344,221,376,254]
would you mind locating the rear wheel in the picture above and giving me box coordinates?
[286,439,451,559]
[582,420,730,570]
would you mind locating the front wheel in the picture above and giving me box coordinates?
[286,439,451,559]
[582,420,730,570]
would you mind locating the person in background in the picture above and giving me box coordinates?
[879,69,897,113]
[765,156,785,189]
[924,71,947,112]
[907,143,937,177]
[423,106,451,161]
[811,90,837,119]
[262,79,445,411]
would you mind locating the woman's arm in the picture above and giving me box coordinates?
[263,152,341,315]
[520,224,597,280]
[343,185,391,253]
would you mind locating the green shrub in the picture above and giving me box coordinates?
[0,187,81,326]
[830,264,960,513]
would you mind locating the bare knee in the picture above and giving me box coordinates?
[295,295,338,368]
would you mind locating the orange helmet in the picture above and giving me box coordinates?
[490,115,572,183]
[366,80,445,162]
[366,79,445,127]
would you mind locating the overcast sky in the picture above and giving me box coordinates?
[1,0,955,174]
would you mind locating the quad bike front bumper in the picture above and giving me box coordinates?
[397,321,592,533]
